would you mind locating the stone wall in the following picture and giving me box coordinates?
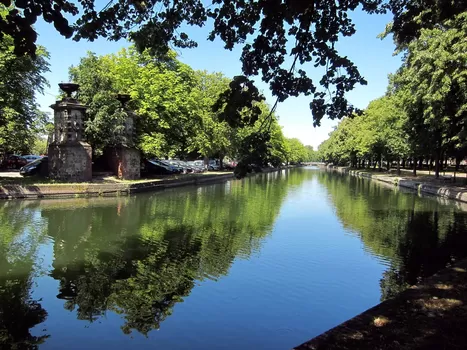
[48,142,92,182]
[325,165,467,204]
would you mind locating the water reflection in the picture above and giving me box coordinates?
[1,168,467,348]
[0,201,49,348]
[0,170,308,347]
[316,171,467,300]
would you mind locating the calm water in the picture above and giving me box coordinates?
[2,168,467,349]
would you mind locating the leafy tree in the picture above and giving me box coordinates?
[31,136,47,155]
[70,48,199,158]
[69,52,125,152]
[304,146,320,162]
[0,29,49,155]
[70,48,298,171]
[285,138,308,164]
[382,0,467,51]
[391,12,467,177]
[267,122,289,167]
[188,71,233,162]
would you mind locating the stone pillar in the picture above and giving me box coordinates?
[109,94,140,180]
[48,83,92,182]
[107,146,141,180]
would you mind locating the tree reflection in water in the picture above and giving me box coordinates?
[44,170,303,336]
[317,171,467,300]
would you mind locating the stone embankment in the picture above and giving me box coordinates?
[328,166,467,204]
[0,166,293,200]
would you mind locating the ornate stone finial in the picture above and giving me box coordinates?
[116,93,131,107]
[59,83,80,99]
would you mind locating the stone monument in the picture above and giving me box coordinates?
[48,83,92,182]
[106,94,140,180]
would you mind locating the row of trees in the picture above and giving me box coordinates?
[69,47,315,169]
[318,12,467,178]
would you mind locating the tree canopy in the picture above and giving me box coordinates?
[318,11,467,178]
[69,46,314,166]
[3,0,465,126]
[0,12,50,155]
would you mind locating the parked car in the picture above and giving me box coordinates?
[187,161,205,173]
[168,160,192,174]
[1,155,28,170]
[178,160,196,173]
[20,156,48,176]
[193,160,204,169]
[22,155,42,163]
[208,159,220,171]
[141,159,179,176]
[154,159,183,174]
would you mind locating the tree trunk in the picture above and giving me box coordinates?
[413,157,417,176]
[386,157,390,171]
[456,155,462,172]
[418,157,423,170]
[435,151,440,178]
[402,159,406,169]
[397,158,401,175]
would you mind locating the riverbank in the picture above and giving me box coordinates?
[327,166,467,204]
[294,258,467,349]
[0,167,291,199]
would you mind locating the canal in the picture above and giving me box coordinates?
[2,167,467,349]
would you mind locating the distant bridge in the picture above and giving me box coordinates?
[303,162,326,167]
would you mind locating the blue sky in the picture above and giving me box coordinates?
[35,7,401,149]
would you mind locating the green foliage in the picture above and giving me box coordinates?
[318,95,411,167]
[31,137,47,155]
[382,1,467,52]
[188,71,233,159]
[0,33,50,155]
[69,52,124,151]
[70,46,310,169]
[7,0,454,125]
[70,48,199,157]
[319,12,467,176]
[390,12,467,176]
[285,138,309,164]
